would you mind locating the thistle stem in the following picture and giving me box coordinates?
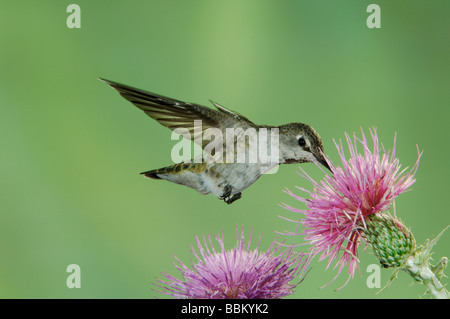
[403,256,449,299]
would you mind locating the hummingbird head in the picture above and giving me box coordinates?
[277,123,331,172]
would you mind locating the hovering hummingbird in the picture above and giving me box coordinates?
[100,78,331,204]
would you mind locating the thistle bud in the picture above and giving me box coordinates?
[361,213,416,268]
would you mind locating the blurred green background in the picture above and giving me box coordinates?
[0,1,449,299]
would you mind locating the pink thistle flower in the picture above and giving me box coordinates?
[280,128,421,288]
[154,226,303,299]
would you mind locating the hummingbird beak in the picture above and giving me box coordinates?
[316,157,332,173]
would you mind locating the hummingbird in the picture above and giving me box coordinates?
[100,78,331,204]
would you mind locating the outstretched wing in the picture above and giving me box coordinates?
[100,78,254,148]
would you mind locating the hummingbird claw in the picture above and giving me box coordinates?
[219,185,232,200]
[225,192,242,204]
[218,185,241,204]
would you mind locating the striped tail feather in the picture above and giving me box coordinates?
[140,169,162,179]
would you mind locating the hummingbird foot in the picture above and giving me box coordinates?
[219,185,232,201]
[219,185,242,204]
[225,192,242,204]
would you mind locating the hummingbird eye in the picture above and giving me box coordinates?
[298,137,306,147]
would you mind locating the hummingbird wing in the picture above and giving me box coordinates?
[208,100,254,124]
[99,78,255,149]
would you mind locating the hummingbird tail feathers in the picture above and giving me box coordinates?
[139,163,211,195]
[140,169,162,179]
